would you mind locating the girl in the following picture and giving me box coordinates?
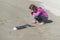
[29,4,49,25]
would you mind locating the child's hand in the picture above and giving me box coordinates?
[32,19,38,24]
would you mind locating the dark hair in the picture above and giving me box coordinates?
[29,4,37,13]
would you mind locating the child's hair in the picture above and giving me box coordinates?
[29,4,37,13]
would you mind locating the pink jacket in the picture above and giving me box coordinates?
[33,6,48,18]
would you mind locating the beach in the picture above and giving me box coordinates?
[0,0,60,40]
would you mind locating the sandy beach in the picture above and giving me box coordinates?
[0,0,60,40]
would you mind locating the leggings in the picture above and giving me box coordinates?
[34,14,49,23]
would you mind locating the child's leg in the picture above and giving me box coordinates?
[40,15,49,23]
[34,16,43,23]
[34,16,44,25]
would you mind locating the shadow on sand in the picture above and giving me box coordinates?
[15,24,35,30]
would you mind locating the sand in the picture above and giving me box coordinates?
[0,0,60,40]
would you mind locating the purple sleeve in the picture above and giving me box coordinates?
[33,7,42,16]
